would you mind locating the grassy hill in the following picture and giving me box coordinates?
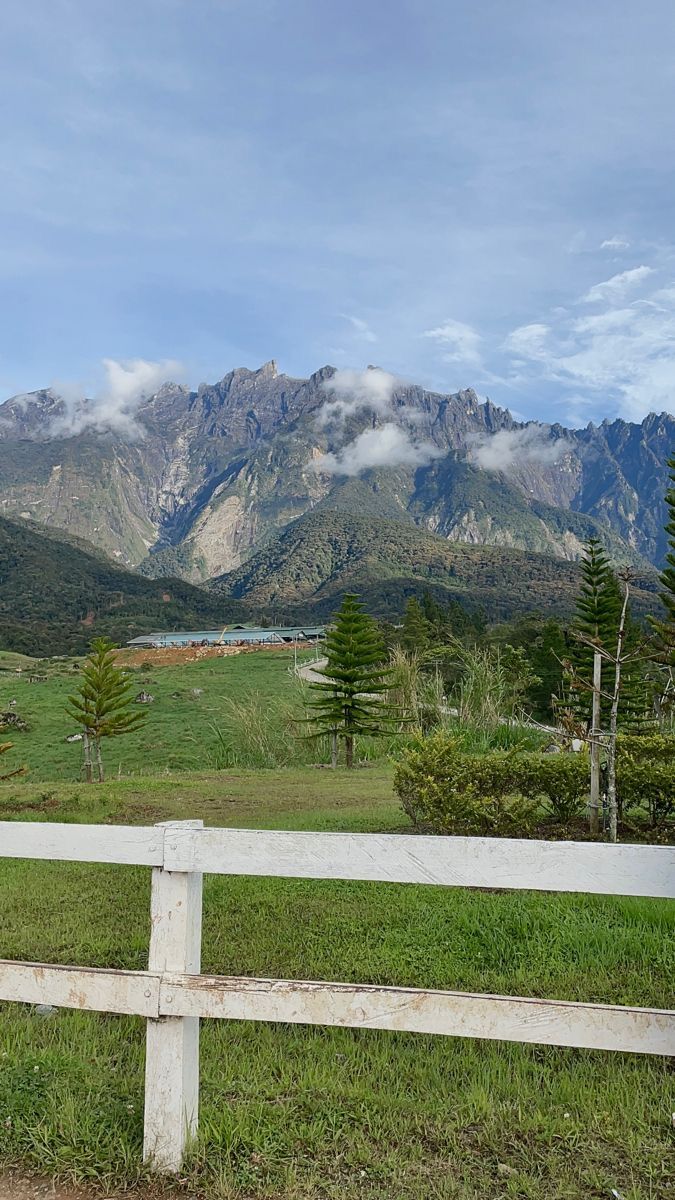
[213,509,660,623]
[0,515,241,655]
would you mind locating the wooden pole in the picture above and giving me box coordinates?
[607,584,630,844]
[143,820,203,1172]
[589,650,602,836]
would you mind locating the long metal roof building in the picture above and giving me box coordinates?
[127,626,325,648]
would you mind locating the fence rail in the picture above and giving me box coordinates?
[2,820,673,895]
[1,819,673,1172]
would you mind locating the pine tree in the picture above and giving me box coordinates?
[650,450,675,666]
[66,638,148,782]
[568,537,621,726]
[401,597,431,654]
[306,594,393,768]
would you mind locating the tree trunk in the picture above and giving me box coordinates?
[345,735,354,769]
[94,737,105,783]
[589,650,602,836]
[607,584,630,843]
[82,731,93,784]
[330,730,338,769]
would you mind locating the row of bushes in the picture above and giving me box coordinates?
[394,733,675,836]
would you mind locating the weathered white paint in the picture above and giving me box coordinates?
[143,822,203,1174]
[163,827,675,898]
[3,820,672,899]
[0,960,159,1017]
[2,958,672,1057]
[0,821,164,866]
[160,973,675,1056]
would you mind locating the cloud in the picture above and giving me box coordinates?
[313,422,442,476]
[341,314,377,343]
[469,426,565,472]
[49,358,181,437]
[503,274,675,421]
[316,366,398,425]
[600,237,630,250]
[422,318,482,365]
[582,265,653,304]
[503,323,550,360]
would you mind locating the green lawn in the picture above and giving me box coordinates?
[0,650,328,781]
[0,771,673,1199]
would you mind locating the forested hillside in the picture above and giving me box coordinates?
[0,516,238,654]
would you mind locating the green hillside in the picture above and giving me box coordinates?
[213,509,660,623]
[0,515,239,655]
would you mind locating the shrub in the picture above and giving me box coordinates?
[394,733,590,836]
[616,734,675,825]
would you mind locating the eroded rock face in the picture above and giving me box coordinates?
[0,362,672,577]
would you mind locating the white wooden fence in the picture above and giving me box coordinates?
[1,819,674,1172]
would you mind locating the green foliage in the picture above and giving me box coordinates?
[567,537,621,726]
[394,733,590,835]
[616,734,675,825]
[0,737,26,781]
[388,646,445,731]
[0,514,242,656]
[650,449,675,664]
[209,690,323,769]
[216,509,661,627]
[489,615,566,720]
[66,639,148,781]
[306,594,394,766]
[400,596,431,653]
[441,640,541,729]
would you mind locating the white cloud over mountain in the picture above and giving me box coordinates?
[313,423,441,475]
[50,358,181,437]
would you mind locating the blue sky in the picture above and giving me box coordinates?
[1,0,674,425]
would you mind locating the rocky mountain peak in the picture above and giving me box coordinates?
[0,361,672,580]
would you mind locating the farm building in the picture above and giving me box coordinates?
[126,625,325,649]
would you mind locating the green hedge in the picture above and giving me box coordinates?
[394,734,589,836]
[395,733,675,836]
[616,734,675,824]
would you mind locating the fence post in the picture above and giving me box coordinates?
[143,820,203,1172]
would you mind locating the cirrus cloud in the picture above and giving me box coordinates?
[505,267,675,422]
[581,265,653,304]
[422,318,482,365]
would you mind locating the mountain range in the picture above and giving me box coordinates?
[0,362,672,631]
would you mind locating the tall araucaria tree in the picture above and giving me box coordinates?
[649,450,675,721]
[66,638,147,782]
[567,536,622,726]
[306,594,394,768]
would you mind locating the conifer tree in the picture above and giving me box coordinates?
[401,597,431,654]
[650,450,675,666]
[568,537,621,725]
[648,450,675,723]
[66,638,147,781]
[306,594,393,767]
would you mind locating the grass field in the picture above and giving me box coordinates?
[1,762,673,1200]
[1,649,673,1197]
[0,650,334,781]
